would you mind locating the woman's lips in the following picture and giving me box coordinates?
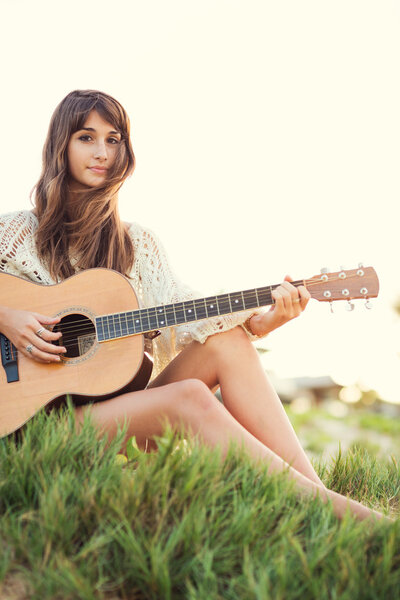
[89,167,108,174]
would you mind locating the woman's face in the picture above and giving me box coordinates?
[67,109,121,189]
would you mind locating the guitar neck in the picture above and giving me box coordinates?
[95,265,380,342]
[95,280,304,342]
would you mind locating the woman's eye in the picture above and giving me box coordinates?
[108,138,120,145]
[78,135,92,142]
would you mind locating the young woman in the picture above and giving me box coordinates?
[0,90,385,522]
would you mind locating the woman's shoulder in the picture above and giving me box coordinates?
[126,221,161,250]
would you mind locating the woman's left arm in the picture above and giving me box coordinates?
[244,275,311,338]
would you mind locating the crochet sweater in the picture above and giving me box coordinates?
[0,210,256,378]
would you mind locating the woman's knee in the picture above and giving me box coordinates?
[205,325,253,360]
[171,378,217,416]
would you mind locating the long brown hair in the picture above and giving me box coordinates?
[33,89,136,280]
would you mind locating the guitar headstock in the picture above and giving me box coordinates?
[305,266,379,306]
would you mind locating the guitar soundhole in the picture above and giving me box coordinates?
[53,314,96,358]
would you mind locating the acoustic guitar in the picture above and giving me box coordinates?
[0,266,379,438]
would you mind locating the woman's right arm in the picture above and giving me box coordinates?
[0,306,66,363]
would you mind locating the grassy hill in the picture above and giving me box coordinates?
[1,405,399,599]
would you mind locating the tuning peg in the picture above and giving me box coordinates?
[358,262,364,268]
[329,302,334,313]
[346,300,355,311]
[320,267,330,282]
[365,299,373,309]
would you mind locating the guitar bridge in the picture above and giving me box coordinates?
[0,333,19,383]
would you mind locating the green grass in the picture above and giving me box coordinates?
[285,405,400,460]
[357,412,400,436]
[0,406,400,599]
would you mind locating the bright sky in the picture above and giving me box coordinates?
[1,0,399,401]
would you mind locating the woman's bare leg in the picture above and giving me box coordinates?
[74,379,383,522]
[150,326,323,485]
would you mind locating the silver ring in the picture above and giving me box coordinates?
[293,298,301,303]
[26,344,34,354]
[36,327,45,338]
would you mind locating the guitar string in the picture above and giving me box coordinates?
[8,273,375,355]
[19,272,373,337]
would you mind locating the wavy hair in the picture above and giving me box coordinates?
[33,89,136,280]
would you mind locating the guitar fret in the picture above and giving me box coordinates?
[194,298,207,320]
[163,304,175,327]
[115,314,123,338]
[183,300,196,322]
[107,315,116,339]
[230,291,245,312]
[243,289,259,310]
[120,313,128,337]
[141,310,150,332]
[172,303,178,326]
[215,295,220,315]
[146,307,157,330]
[205,296,218,317]
[227,293,233,313]
[256,286,272,306]
[103,316,110,340]
[132,311,142,333]
[216,293,231,316]
[174,302,185,325]
[126,312,134,335]
[155,306,167,327]
[96,317,105,342]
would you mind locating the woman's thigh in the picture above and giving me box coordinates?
[149,326,250,392]
[73,378,214,449]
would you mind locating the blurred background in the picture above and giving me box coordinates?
[1,0,399,459]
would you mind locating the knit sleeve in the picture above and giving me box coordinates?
[129,223,258,376]
[0,211,25,274]
[0,211,53,284]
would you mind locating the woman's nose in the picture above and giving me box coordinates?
[93,141,107,160]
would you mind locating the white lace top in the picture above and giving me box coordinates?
[0,210,256,378]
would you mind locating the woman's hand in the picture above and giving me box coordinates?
[0,306,66,363]
[248,276,311,337]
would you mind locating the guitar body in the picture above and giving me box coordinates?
[0,269,152,437]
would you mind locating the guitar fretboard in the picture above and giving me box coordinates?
[95,280,304,342]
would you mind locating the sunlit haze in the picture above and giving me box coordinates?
[1,1,399,401]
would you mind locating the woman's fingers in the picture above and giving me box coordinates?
[249,276,311,335]
[26,333,66,358]
[272,283,299,316]
[298,285,311,310]
[23,313,65,362]
[21,345,58,364]
[32,313,61,334]
[272,280,310,319]
[32,325,63,344]
[23,343,64,363]
[1,307,66,364]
